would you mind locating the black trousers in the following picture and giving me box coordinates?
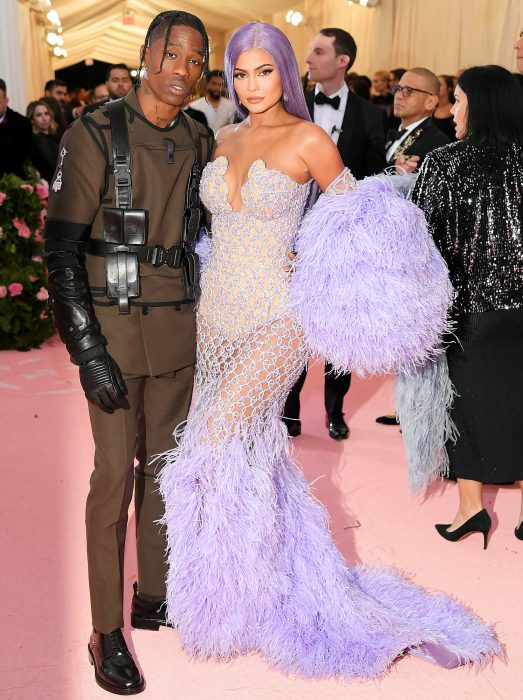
[283,363,351,420]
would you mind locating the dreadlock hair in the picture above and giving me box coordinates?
[138,11,209,83]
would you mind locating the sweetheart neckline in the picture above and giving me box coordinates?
[210,155,311,214]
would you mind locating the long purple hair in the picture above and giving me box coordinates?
[224,22,311,122]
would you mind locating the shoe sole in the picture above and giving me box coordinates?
[131,613,174,631]
[88,644,145,695]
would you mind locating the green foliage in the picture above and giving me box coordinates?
[0,172,55,350]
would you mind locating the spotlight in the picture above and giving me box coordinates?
[285,10,304,26]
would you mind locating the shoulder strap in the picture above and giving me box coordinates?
[180,111,205,165]
[106,99,132,209]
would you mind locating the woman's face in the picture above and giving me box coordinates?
[32,105,51,132]
[233,48,283,114]
[450,85,468,139]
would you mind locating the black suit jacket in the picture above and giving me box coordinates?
[0,107,32,179]
[385,118,450,167]
[305,89,386,179]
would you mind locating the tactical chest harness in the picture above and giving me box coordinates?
[86,99,205,314]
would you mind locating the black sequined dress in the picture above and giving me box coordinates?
[411,141,523,482]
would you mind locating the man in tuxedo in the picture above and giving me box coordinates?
[0,79,32,178]
[385,67,449,171]
[283,28,387,440]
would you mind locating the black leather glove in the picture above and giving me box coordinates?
[79,350,130,414]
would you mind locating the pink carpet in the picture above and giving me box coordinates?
[1,339,521,699]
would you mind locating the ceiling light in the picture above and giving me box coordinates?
[285,10,304,26]
[47,9,60,25]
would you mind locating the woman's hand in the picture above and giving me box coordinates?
[284,250,296,273]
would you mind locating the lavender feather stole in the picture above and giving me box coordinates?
[397,354,458,493]
[158,395,501,679]
[289,177,453,375]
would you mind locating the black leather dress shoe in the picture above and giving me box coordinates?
[88,629,145,695]
[283,417,302,437]
[326,414,350,440]
[375,412,399,425]
[131,582,171,631]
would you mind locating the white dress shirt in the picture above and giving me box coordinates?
[385,116,429,162]
[187,96,236,133]
[313,83,348,145]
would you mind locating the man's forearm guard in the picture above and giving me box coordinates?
[44,232,107,364]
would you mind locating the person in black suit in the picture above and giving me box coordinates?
[283,28,387,440]
[385,68,450,170]
[0,79,32,179]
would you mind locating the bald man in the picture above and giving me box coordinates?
[385,67,449,172]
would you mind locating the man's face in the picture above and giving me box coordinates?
[207,76,223,100]
[305,34,347,85]
[50,85,67,104]
[141,25,205,108]
[107,69,132,99]
[93,84,110,102]
[515,28,523,75]
[0,89,8,117]
[393,71,438,124]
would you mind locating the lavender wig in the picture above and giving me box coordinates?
[224,22,311,122]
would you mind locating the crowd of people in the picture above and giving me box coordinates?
[4,42,522,184]
[1,11,522,696]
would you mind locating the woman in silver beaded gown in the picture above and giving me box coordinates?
[158,24,502,679]
[410,66,523,545]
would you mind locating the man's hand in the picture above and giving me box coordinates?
[395,154,420,174]
[79,352,130,413]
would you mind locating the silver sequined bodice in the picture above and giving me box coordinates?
[198,156,311,336]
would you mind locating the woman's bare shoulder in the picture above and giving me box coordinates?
[215,122,245,146]
[293,120,332,144]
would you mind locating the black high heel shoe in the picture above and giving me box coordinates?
[435,509,491,550]
[515,522,523,541]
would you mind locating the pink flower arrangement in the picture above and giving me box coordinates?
[0,286,7,299]
[0,226,3,237]
[0,192,6,205]
[36,182,49,200]
[36,287,49,301]
[20,184,34,194]
[8,282,24,297]
[12,217,31,239]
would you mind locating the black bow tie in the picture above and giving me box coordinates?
[387,127,406,142]
[314,92,341,109]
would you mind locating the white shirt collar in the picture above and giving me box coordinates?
[401,116,429,134]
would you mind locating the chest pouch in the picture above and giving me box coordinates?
[102,207,148,313]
